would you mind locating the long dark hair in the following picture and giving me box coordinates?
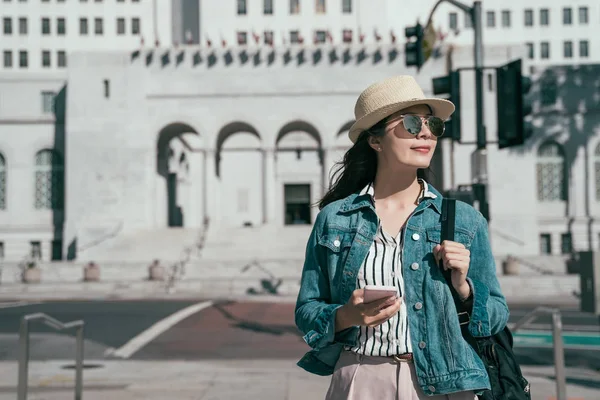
[318,117,429,210]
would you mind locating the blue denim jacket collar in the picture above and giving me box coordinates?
[339,181,443,215]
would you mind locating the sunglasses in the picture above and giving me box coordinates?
[398,114,446,137]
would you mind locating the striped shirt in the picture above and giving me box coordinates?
[347,180,437,357]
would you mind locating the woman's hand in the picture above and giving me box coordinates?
[335,289,402,332]
[433,240,471,300]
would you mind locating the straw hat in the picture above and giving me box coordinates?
[348,75,455,143]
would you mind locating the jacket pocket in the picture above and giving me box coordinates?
[426,228,475,248]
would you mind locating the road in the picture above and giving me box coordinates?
[0,300,598,371]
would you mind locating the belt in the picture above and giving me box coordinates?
[392,353,413,363]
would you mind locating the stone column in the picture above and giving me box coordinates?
[262,148,276,224]
[203,149,217,227]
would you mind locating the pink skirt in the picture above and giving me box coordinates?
[326,351,477,400]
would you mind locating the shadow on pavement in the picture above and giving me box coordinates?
[212,302,301,337]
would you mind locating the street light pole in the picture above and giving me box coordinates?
[425,0,486,176]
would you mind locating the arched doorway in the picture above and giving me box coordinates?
[156,122,200,228]
[216,122,263,227]
[276,120,322,225]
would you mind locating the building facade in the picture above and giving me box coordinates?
[1,0,600,266]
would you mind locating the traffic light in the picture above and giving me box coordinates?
[405,23,424,70]
[432,71,461,141]
[496,59,533,149]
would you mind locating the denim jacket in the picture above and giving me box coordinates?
[294,184,509,396]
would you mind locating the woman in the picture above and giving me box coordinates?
[295,76,509,399]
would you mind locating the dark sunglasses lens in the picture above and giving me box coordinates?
[403,115,422,135]
[427,117,445,137]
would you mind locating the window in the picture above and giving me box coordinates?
[3,17,12,35]
[57,50,66,67]
[541,41,550,59]
[80,18,88,35]
[540,9,549,26]
[536,141,566,202]
[561,233,572,254]
[342,0,351,13]
[264,30,274,45]
[264,0,273,14]
[237,0,247,15]
[342,29,352,43]
[580,40,589,58]
[540,234,552,255]
[34,149,64,210]
[42,17,50,34]
[103,79,109,98]
[42,91,55,113]
[19,17,27,34]
[526,42,534,59]
[31,241,42,260]
[449,12,458,30]
[42,50,51,67]
[501,10,511,27]
[117,18,125,35]
[94,18,103,35]
[131,18,140,34]
[19,50,27,68]
[316,0,326,14]
[563,7,572,25]
[486,11,495,28]
[563,41,573,58]
[0,242,4,260]
[237,31,247,45]
[3,51,12,68]
[290,0,300,14]
[593,143,600,200]
[540,76,557,105]
[52,240,62,261]
[524,9,533,26]
[290,30,300,43]
[314,30,326,43]
[57,18,65,35]
[0,154,6,210]
[284,184,311,225]
[578,6,588,24]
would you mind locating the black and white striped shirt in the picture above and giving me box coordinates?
[347,180,437,357]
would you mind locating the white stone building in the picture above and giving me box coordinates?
[0,0,599,276]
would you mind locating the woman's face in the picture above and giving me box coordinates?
[369,104,439,170]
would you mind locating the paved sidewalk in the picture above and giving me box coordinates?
[0,360,598,400]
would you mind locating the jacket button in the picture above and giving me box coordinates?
[428,385,436,393]
[333,239,341,247]
[419,341,426,349]
[412,233,420,241]
[415,302,423,310]
[410,263,419,270]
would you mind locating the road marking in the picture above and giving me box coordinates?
[112,300,214,359]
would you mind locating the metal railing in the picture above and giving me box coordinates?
[18,313,85,400]
[510,306,566,400]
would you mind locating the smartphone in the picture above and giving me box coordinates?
[363,285,400,304]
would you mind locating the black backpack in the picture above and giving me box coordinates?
[441,198,531,400]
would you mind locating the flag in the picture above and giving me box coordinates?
[253,31,261,44]
[422,22,438,62]
[359,28,365,43]
[374,28,382,42]
[390,30,396,44]
[326,30,333,43]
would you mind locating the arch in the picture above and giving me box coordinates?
[34,149,64,210]
[0,152,5,210]
[536,140,567,202]
[337,120,355,136]
[216,121,261,151]
[156,122,199,177]
[276,120,322,146]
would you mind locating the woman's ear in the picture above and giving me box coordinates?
[368,136,382,152]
